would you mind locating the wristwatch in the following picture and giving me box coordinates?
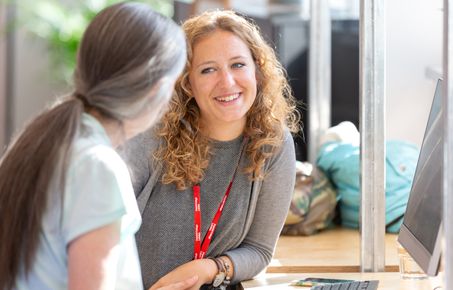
[209,257,231,290]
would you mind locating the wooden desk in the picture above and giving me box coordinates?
[243,273,442,290]
[268,228,399,273]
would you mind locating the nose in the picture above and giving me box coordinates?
[219,70,235,87]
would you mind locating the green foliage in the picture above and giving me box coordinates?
[18,0,173,84]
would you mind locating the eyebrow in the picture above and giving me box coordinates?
[194,55,249,69]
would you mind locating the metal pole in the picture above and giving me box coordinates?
[359,0,386,272]
[5,1,15,146]
[0,3,6,151]
[0,1,15,152]
[442,0,452,288]
[308,0,331,164]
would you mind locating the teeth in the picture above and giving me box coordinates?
[216,94,239,102]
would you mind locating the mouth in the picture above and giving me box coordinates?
[214,93,241,103]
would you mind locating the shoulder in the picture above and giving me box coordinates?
[74,142,127,176]
[272,127,295,157]
[259,127,295,173]
[122,129,161,161]
[281,127,294,147]
[69,132,133,194]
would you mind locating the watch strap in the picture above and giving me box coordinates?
[209,257,226,288]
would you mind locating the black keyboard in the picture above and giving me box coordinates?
[311,280,379,290]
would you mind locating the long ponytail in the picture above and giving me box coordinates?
[0,97,83,289]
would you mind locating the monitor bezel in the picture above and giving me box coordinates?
[397,79,443,277]
[398,222,442,276]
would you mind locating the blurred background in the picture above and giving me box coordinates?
[0,0,443,161]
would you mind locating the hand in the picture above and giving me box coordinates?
[149,259,217,290]
[153,276,199,290]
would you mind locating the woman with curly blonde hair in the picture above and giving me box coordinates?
[124,10,300,290]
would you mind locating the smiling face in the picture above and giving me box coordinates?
[188,29,257,140]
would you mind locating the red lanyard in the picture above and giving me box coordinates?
[193,138,247,260]
[193,181,233,259]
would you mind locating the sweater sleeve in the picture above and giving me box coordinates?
[121,131,155,197]
[224,130,296,283]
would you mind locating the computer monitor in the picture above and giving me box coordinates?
[397,79,443,276]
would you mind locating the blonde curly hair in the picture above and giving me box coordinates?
[156,10,300,190]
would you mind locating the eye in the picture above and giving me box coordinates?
[201,67,215,74]
[232,63,245,69]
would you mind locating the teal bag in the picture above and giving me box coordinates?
[316,140,419,233]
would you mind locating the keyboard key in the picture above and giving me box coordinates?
[349,281,361,290]
[330,284,339,290]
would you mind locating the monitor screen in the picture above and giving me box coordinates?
[398,79,443,276]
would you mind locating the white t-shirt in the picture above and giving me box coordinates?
[15,113,143,290]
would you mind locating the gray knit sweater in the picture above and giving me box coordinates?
[123,129,296,289]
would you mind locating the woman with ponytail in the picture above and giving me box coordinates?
[0,2,194,290]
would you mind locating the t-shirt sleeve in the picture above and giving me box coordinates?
[62,145,141,245]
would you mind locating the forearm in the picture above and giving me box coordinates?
[224,243,272,284]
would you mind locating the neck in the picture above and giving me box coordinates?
[88,110,124,148]
[201,118,246,141]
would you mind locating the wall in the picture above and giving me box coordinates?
[12,26,66,136]
[386,0,442,146]
[0,0,68,149]
[2,0,444,150]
